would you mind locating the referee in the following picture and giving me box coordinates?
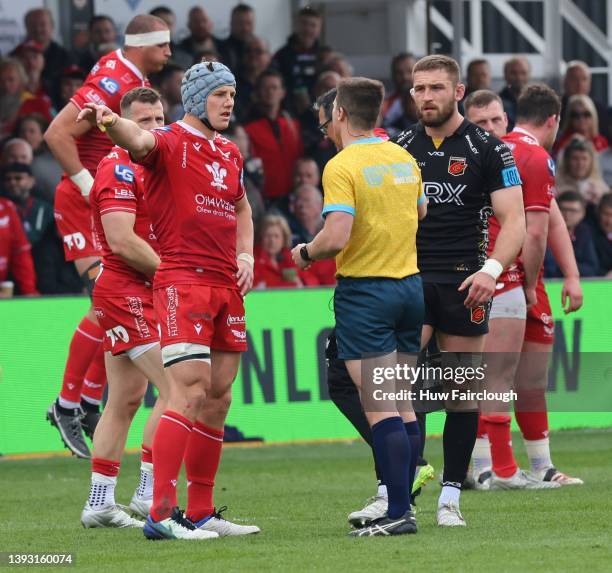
[292,77,427,537]
[393,55,526,526]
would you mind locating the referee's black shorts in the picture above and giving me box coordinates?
[423,281,491,337]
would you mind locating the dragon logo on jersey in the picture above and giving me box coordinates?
[448,156,467,176]
[206,161,228,190]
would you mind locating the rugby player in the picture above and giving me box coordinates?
[464,89,584,488]
[393,55,526,526]
[81,87,168,529]
[45,15,171,458]
[292,77,427,537]
[78,61,259,540]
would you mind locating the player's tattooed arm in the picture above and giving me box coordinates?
[76,103,156,159]
[235,195,254,296]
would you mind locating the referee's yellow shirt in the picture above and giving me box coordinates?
[322,137,424,278]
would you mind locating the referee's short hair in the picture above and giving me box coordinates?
[336,77,384,131]
[464,90,503,114]
[516,84,561,126]
[314,87,336,121]
[413,55,461,84]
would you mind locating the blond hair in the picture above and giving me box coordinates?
[259,214,292,249]
[561,94,599,139]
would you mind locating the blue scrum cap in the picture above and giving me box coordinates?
[181,61,236,122]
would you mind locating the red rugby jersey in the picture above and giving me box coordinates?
[488,127,555,293]
[91,147,159,295]
[71,49,149,173]
[135,121,246,289]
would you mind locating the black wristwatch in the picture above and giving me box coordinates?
[300,245,313,262]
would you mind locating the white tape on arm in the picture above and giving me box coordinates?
[70,169,95,197]
[237,253,254,267]
[479,258,504,280]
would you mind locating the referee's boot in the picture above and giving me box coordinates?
[349,509,417,537]
[46,400,91,459]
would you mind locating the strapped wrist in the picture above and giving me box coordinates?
[237,252,254,267]
[479,258,503,280]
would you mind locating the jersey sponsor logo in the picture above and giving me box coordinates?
[85,89,106,106]
[114,164,135,183]
[114,188,136,199]
[428,151,444,156]
[63,232,86,250]
[470,305,486,324]
[153,126,172,132]
[423,182,466,205]
[104,59,116,70]
[107,151,120,160]
[91,63,100,74]
[105,325,129,347]
[193,142,202,151]
[194,323,203,334]
[165,286,179,337]
[465,134,479,155]
[99,76,120,95]
[231,328,247,340]
[94,307,105,318]
[448,156,467,176]
[0,215,8,228]
[206,161,228,190]
[494,143,508,152]
[182,141,188,168]
[499,149,516,167]
[227,314,245,326]
[547,158,556,177]
[219,148,231,161]
[501,166,521,187]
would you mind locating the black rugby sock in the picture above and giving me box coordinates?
[442,410,479,485]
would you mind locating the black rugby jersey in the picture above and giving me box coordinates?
[392,119,520,282]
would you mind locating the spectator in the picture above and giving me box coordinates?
[381,52,416,127]
[294,157,321,188]
[554,94,608,156]
[254,214,307,288]
[177,7,221,63]
[385,86,418,138]
[224,123,265,225]
[57,65,86,109]
[314,70,340,99]
[465,59,492,95]
[244,70,304,202]
[561,60,609,142]
[1,138,33,165]
[289,183,323,245]
[14,114,61,202]
[1,162,53,247]
[218,4,256,75]
[555,136,609,209]
[13,40,50,100]
[499,55,530,130]
[272,6,324,113]
[321,52,354,78]
[0,58,53,138]
[235,37,271,121]
[149,6,192,69]
[20,8,73,108]
[0,196,38,295]
[589,192,612,276]
[156,64,184,122]
[545,191,600,277]
[78,15,119,73]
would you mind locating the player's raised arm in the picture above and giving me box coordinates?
[76,103,156,160]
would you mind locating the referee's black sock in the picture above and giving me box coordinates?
[328,386,383,483]
[442,410,479,486]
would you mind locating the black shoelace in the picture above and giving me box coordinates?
[211,506,228,520]
[171,508,196,530]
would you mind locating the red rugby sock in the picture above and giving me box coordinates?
[81,344,107,404]
[485,416,517,478]
[185,422,224,523]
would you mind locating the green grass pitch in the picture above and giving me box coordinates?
[1,429,611,572]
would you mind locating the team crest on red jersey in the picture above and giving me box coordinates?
[448,156,467,176]
[470,305,486,324]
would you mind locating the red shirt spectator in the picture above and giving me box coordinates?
[245,70,304,201]
[0,197,38,294]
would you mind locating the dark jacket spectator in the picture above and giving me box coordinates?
[177,7,222,63]
[589,192,612,276]
[217,4,255,75]
[272,6,324,113]
[235,37,271,122]
[498,56,531,130]
[545,191,600,277]
[381,53,415,127]
[0,196,38,295]
[149,6,193,69]
[244,70,304,201]
[77,15,119,74]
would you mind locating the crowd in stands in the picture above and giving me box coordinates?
[1,4,612,297]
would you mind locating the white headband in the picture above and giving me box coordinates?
[124,30,170,47]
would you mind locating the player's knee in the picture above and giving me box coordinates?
[206,388,232,416]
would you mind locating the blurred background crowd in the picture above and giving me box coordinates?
[1,4,611,297]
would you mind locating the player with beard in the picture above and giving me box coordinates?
[393,55,526,526]
[45,15,171,458]
[78,61,260,540]
[464,89,584,488]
